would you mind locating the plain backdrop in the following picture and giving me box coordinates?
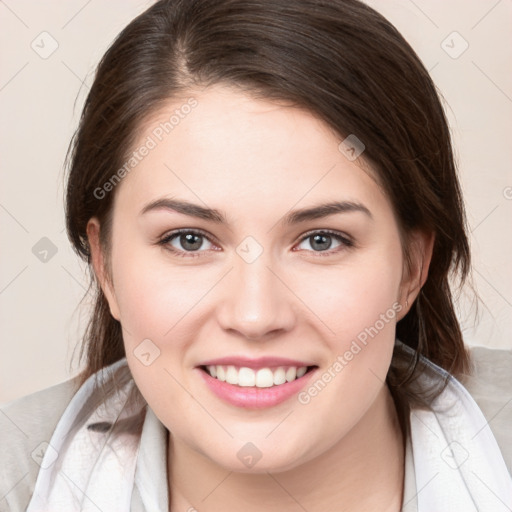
[1,0,511,403]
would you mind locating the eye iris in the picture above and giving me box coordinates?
[181,233,202,251]
[311,234,332,251]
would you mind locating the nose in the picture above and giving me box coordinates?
[216,253,296,341]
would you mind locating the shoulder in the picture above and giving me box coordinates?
[0,377,80,512]
[460,345,512,474]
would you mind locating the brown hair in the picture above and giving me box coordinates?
[65,0,471,415]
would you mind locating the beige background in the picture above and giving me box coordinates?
[1,0,511,403]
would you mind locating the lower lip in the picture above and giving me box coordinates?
[197,367,317,409]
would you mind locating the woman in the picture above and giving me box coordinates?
[1,0,511,510]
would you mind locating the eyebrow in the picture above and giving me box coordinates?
[140,197,373,224]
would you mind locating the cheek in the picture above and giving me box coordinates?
[288,263,402,460]
[110,242,209,344]
[112,252,210,414]
[290,245,403,346]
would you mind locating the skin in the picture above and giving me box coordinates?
[87,84,433,511]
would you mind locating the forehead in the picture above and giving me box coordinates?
[113,85,388,218]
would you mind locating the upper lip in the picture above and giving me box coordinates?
[198,356,316,369]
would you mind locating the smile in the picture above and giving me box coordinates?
[197,363,318,409]
[202,364,312,387]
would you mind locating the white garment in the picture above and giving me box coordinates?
[26,347,512,511]
[26,358,143,511]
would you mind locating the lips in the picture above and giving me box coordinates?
[196,356,318,408]
[199,356,315,369]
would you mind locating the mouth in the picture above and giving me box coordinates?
[196,363,319,409]
[199,364,318,388]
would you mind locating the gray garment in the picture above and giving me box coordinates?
[0,375,80,512]
[1,346,510,511]
[460,346,512,471]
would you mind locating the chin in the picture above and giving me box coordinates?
[201,439,311,474]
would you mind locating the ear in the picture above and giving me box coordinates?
[86,217,121,321]
[397,229,435,320]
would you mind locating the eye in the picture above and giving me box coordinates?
[157,228,353,258]
[295,230,353,255]
[158,229,218,257]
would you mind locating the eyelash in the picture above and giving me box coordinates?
[157,228,354,259]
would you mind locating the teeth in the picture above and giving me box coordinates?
[255,368,274,388]
[285,367,297,382]
[239,367,255,387]
[225,365,238,385]
[273,367,286,385]
[216,366,226,381]
[206,365,309,387]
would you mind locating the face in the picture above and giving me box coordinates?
[88,84,428,473]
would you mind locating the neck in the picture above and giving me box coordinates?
[168,384,404,512]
